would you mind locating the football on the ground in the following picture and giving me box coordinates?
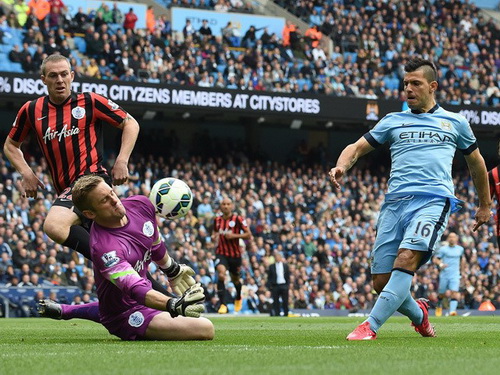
[149,178,193,219]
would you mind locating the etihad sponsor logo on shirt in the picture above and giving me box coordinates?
[102,251,120,268]
[42,124,80,144]
[398,131,453,143]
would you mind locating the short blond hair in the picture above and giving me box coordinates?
[72,175,105,212]
[41,54,71,75]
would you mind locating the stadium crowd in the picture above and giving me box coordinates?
[0,0,498,106]
[0,132,499,317]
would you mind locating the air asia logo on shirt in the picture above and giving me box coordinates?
[108,99,119,110]
[71,106,85,120]
[128,311,145,327]
[42,124,80,144]
[102,251,120,268]
[142,221,154,237]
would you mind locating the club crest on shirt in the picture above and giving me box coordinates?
[440,120,452,131]
[71,106,85,120]
[101,251,120,268]
[108,99,119,110]
[128,311,145,327]
[229,221,235,228]
[142,221,154,237]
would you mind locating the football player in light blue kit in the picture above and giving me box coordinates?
[435,232,464,316]
[329,57,491,340]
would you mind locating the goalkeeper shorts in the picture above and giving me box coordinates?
[102,305,162,341]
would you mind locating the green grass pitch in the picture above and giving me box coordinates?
[0,316,499,375]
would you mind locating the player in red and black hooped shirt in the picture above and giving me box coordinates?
[4,54,139,260]
[212,197,252,313]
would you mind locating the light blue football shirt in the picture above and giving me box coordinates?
[364,105,477,209]
[436,244,464,276]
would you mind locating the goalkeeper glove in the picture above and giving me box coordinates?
[166,283,205,318]
[162,259,196,295]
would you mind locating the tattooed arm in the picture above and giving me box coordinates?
[328,137,375,190]
[465,148,492,231]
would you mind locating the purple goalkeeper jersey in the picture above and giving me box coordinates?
[90,195,166,325]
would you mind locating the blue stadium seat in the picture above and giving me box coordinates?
[0,51,9,64]
[9,62,24,73]
[27,46,37,56]
[70,50,82,66]
[12,29,25,40]
[297,78,307,88]
[108,23,122,35]
[343,52,357,63]
[230,37,241,47]
[0,44,11,53]
[73,37,87,54]
[5,36,21,47]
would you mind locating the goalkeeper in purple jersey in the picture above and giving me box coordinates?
[42,174,214,341]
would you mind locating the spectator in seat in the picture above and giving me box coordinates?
[13,0,29,27]
[111,3,123,24]
[22,54,38,73]
[304,25,322,49]
[8,44,22,63]
[72,6,88,33]
[96,2,113,24]
[198,19,212,40]
[44,36,58,56]
[146,5,155,33]
[28,0,50,23]
[86,31,104,59]
[123,7,138,31]
[47,5,63,30]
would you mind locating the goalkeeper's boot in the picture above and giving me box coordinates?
[218,304,228,314]
[411,298,436,337]
[38,299,62,320]
[346,321,376,341]
[234,299,242,313]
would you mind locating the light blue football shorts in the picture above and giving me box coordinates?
[438,274,460,293]
[371,195,451,274]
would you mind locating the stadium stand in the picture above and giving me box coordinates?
[0,0,498,106]
[0,129,499,316]
[0,0,498,317]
